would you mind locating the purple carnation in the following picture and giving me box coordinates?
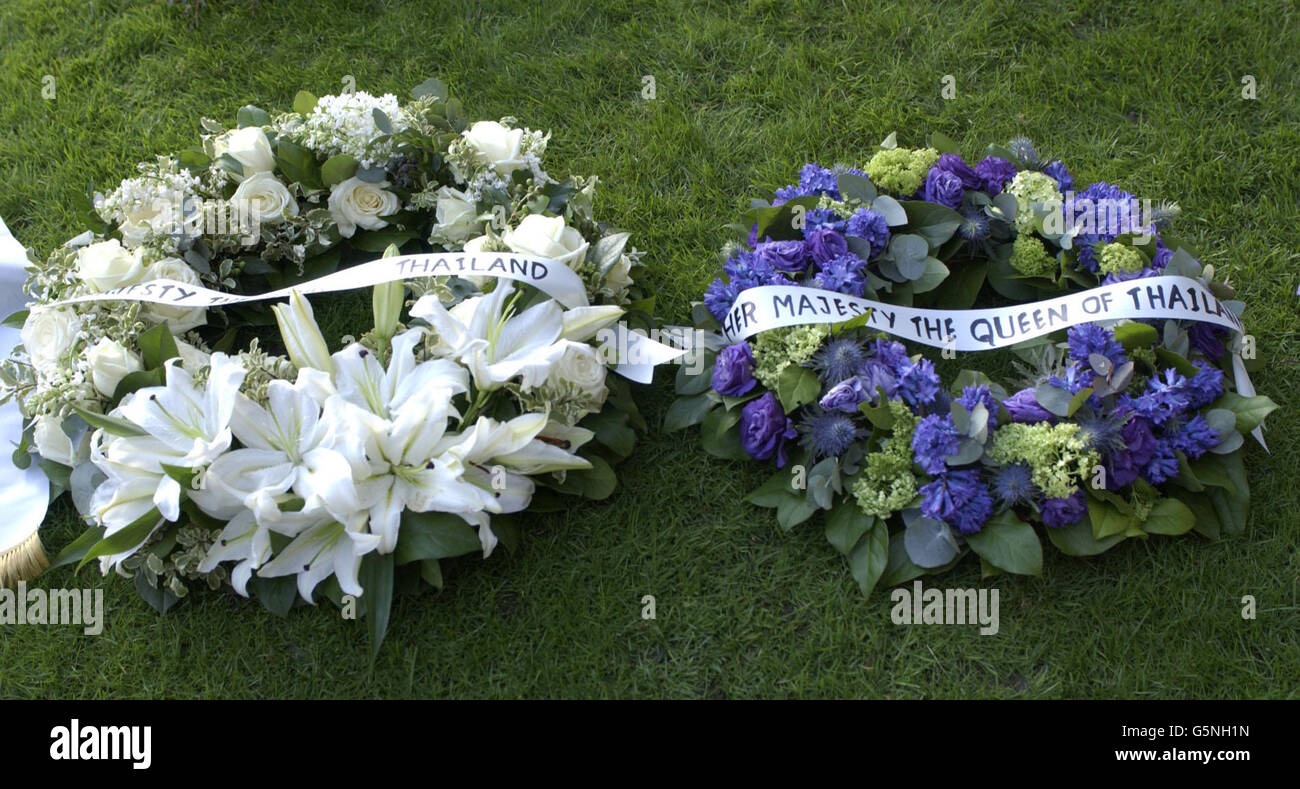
[923,167,965,209]
[913,414,962,474]
[845,209,890,258]
[754,239,808,273]
[933,153,981,190]
[1040,490,1087,527]
[712,342,756,398]
[920,469,994,535]
[1003,388,1053,424]
[974,156,1017,195]
[805,228,848,266]
[739,392,797,467]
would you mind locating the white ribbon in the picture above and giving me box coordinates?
[0,217,49,566]
[35,251,684,382]
[721,275,1263,445]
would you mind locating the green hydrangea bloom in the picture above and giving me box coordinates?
[987,422,1099,500]
[750,325,830,390]
[1008,234,1056,278]
[852,401,920,518]
[865,147,939,195]
[1097,242,1145,275]
[1007,170,1063,233]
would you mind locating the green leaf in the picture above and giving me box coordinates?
[1155,348,1199,378]
[663,393,714,432]
[568,454,618,500]
[848,521,889,596]
[292,90,318,115]
[837,172,876,203]
[49,525,105,569]
[928,131,961,155]
[1065,387,1094,417]
[1088,495,1134,539]
[350,228,417,253]
[674,349,716,395]
[1142,498,1196,535]
[965,511,1043,576]
[2,309,29,329]
[1034,384,1074,418]
[912,257,949,293]
[869,194,907,226]
[320,154,359,187]
[903,517,960,568]
[137,321,180,369]
[236,105,271,128]
[1046,514,1125,556]
[110,368,166,402]
[274,138,323,190]
[359,551,395,659]
[580,409,636,458]
[133,573,180,614]
[775,364,820,413]
[699,405,748,460]
[775,494,818,532]
[419,558,444,589]
[394,511,480,564]
[78,508,162,570]
[1214,392,1278,433]
[824,501,873,556]
[1182,491,1223,539]
[372,108,393,135]
[1113,321,1158,351]
[746,468,801,508]
[70,406,146,437]
[411,77,447,102]
[899,200,964,247]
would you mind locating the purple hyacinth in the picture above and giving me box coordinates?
[845,208,891,258]
[920,469,994,535]
[1106,409,1158,489]
[1169,414,1222,459]
[813,254,867,297]
[704,277,742,323]
[912,414,962,475]
[1187,361,1225,409]
[957,384,999,430]
[1042,160,1074,193]
[1067,323,1127,369]
[896,358,942,409]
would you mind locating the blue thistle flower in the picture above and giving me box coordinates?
[1008,137,1041,168]
[799,409,865,460]
[958,207,990,241]
[993,463,1036,505]
[812,337,867,384]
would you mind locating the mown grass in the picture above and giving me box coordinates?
[0,0,1296,698]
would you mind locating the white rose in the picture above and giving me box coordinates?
[213,127,275,182]
[20,308,80,370]
[32,415,85,467]
[502,214,589,270]
[86,338,143,397]
[116,193,180,249]
[328,177,399,238]
[143,258,208,333]
[232,171,297,225]
[432,186,480,244]
[460,121,528,176]
[547,343,608,408]
[75,239,146,292]
[603,254,635,294]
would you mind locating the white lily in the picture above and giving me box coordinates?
[115,351,246,468]
[410,281,622,392]
[196,510,270,596]
[256,511,381,601]
[272,290,333,375]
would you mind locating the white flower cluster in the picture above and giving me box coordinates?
[96,160,203,252]
[85,286,622,600]
[446,119,550,194]
[287,91,408,169]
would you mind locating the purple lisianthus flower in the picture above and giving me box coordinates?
[933,153,981,190]
[1043,160,1074,193]
[912,414,962,474]
[845,209,890,258]
[858,358,899,401]
[1003,388,1053,424]
[1040,490,1087,527]
[920,469,994,535]
[739,392,797,467]
[1106,409,1157,489]
[819,376,872,412]
[704,277,742,323]
[805,227,849,266]
[923,166,965,209]
[1151,238,1174,271]
[974,156,1017,195]
[1067,323,1127,369]
[712,342,756,397]
[754,239,808,273]
[813,254,867,297]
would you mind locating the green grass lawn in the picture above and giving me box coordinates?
[1,0,1297,698]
